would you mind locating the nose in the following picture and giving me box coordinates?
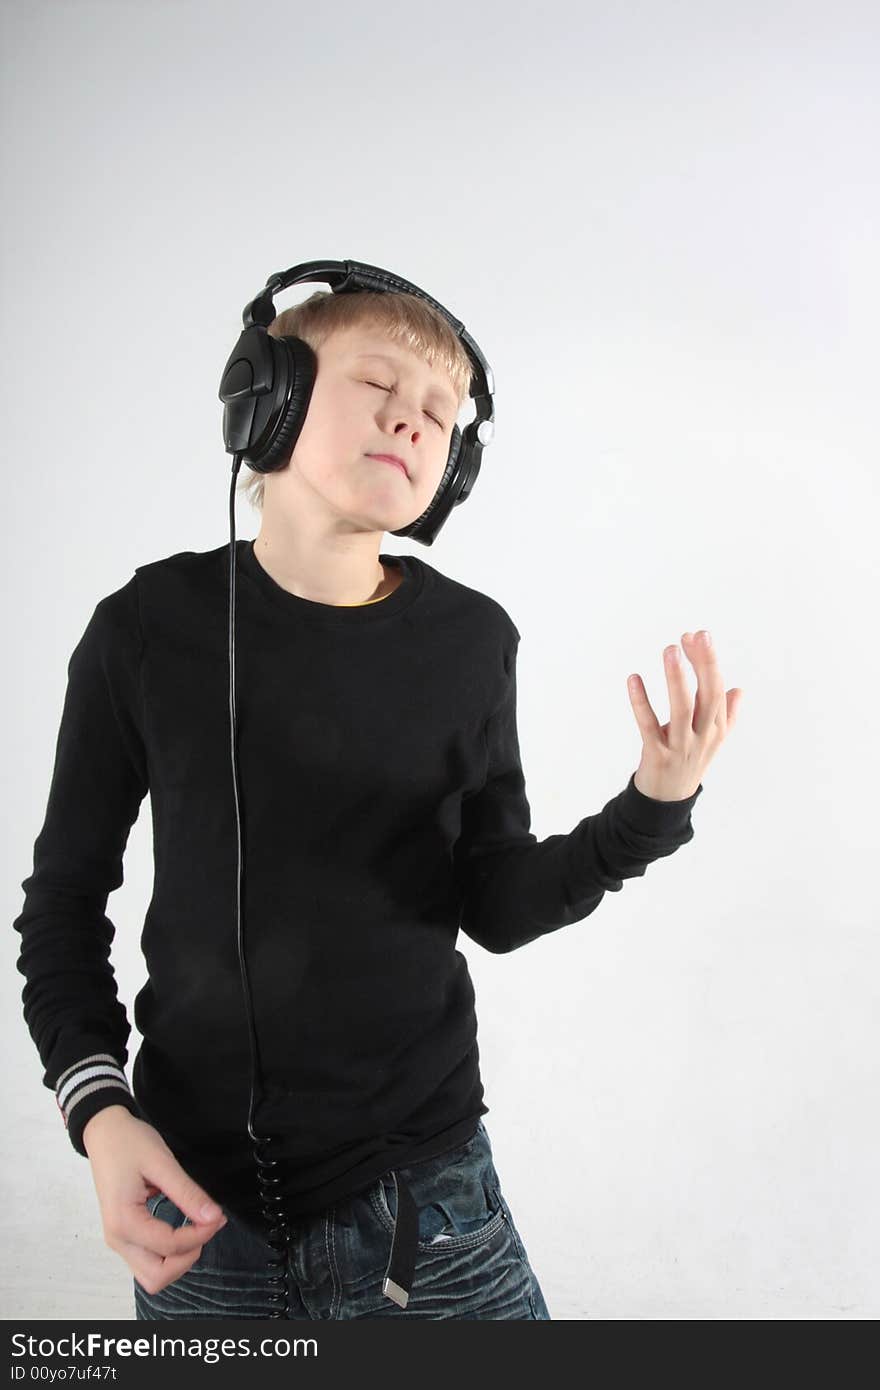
[378,393,422,441]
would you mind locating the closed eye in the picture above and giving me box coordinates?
[364,381,444,429]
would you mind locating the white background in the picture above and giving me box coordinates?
[2,0,878,1320]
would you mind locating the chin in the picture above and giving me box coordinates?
[341,505,409,534]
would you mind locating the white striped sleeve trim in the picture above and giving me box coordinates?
[54,1053,132,1128]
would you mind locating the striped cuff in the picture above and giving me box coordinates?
[54,1053,141,1156]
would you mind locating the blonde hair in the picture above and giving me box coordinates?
[236,289,475,512]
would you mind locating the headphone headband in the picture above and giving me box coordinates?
[247,259,494,391]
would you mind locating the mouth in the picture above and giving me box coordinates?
[366,453,409,479]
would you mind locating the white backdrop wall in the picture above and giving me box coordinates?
[2,0,877,1320]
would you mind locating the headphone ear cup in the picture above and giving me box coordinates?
[245,335,318,474]
[438,422,463,497]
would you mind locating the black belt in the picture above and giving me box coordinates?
[381,1170,418,1308]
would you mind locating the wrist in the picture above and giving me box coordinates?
[82,1103,138,1155]
[633,767,701,802]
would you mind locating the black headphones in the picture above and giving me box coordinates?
[214,259,497,1316]
[218,257,496,545]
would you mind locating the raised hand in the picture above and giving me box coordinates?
[627,630,743,801]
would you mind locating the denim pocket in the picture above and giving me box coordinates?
[371,1123,507,1253]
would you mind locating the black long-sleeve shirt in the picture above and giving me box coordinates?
[13,539,703,1237]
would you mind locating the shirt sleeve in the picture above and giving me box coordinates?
[455,632,703,953]
[12,576,149,1155]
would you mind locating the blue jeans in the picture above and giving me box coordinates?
[134,1120,550,1319]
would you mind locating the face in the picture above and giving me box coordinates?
[269,323,461,536]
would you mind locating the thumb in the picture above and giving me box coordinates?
[153,1160,225,1224]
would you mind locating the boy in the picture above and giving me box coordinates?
[13,286,740,1320]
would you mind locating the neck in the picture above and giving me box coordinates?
[251,529,394,606]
